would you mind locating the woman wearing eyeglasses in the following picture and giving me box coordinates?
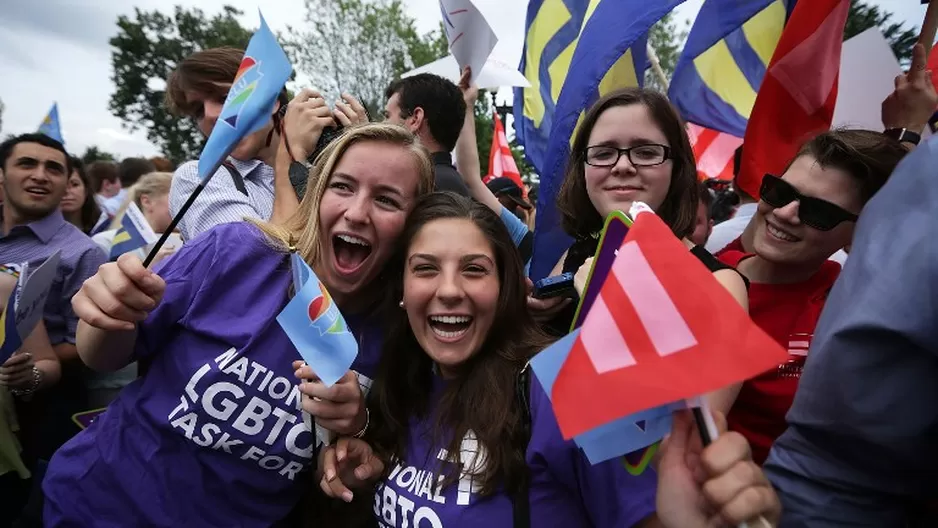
[528,88,750,401]
[718,129,907,465]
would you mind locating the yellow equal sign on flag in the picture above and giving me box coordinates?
[669,0,794,137]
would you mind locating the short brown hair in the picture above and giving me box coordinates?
[86,161,119,193]
[165,47,245,116]
[790,129,907,204]
[149,156,175,172]
[556,88,699,239]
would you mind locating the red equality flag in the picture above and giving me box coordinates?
[485,110,527,199]
[551,212,788,439]
[736,0,851,199]
[688,123,742,181]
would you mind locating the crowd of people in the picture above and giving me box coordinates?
[1,37,937,528]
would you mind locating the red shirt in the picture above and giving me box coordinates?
[720,249,841,464]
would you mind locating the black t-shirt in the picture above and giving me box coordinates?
[431,152,470,196]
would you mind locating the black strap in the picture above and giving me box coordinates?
[221,161,249,196]
[511,365,532,528]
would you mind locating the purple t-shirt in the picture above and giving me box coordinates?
[43,222,383,527]
[374,376,657,527]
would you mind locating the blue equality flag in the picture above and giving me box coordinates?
[513,0,684,280]
[37,103,64,144]
[198,11,292,181]
[669,0,797,137]
[277,253,358,387]
[109,203,158,261]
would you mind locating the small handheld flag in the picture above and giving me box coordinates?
[109,203,159,261]
[0,287,22,363]
[143,10,292,268]
[38,103,64,144]
[277,253,358,387]
[0,252,62,364]
[545,212,787,439]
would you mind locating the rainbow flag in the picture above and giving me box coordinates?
[277,253,358,387]
[198,11,292,181]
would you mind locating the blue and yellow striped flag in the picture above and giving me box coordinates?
[514,0,684,279]
[109,203,158,261]
[668,0,797,137]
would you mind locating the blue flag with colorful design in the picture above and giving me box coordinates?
[669,0,797,137]
[38,103,64,144]
[0,286,22,364]
[513,0,684,280]
[277,253,358,387]
[198,11,292,181]
[109,202,159,261]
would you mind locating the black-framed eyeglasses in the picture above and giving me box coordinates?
[760,174,858,231]
[584,144,671,167]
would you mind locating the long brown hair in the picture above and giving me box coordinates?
[367,192,552,497]
[556,88,699,239]
[68,156,104,235]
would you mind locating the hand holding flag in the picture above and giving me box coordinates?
[143,10,292,267]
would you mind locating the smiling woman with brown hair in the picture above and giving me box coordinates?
[302,193,781,528]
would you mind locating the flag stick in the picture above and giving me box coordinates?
[647,43,670,90]
[920,0,938,57]
[141,182,207,268]
[693,400,772,528]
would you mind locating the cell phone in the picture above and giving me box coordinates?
[533,272,577,299]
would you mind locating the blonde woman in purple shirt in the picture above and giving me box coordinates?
[42,124,435,527]
[301,193,780,528]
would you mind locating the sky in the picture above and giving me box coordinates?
[0,0,929,159]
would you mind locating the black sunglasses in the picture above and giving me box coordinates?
[759,174,858,231]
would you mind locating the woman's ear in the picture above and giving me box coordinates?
[139,194,152,211]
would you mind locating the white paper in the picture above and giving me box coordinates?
[402,54,530,89]
[440,0,498,82]
[833,28,930,137]
[15,251,60,339]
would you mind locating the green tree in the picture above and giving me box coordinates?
[284,0,449,118]
[645,13,689,92]
[108,5,253,164]
[845,0,918,66]
[81,146,116,164]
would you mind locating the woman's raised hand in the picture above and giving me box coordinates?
[72,253,165,332]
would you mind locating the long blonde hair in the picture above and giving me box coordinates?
[250,123,435,268]
[109,171,173,229]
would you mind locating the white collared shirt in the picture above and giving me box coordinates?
[168,157,275,241]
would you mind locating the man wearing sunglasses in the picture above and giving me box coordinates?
[715,129,908,466]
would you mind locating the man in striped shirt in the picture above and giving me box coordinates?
[165,48,368,241]
[0,133,107,461]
